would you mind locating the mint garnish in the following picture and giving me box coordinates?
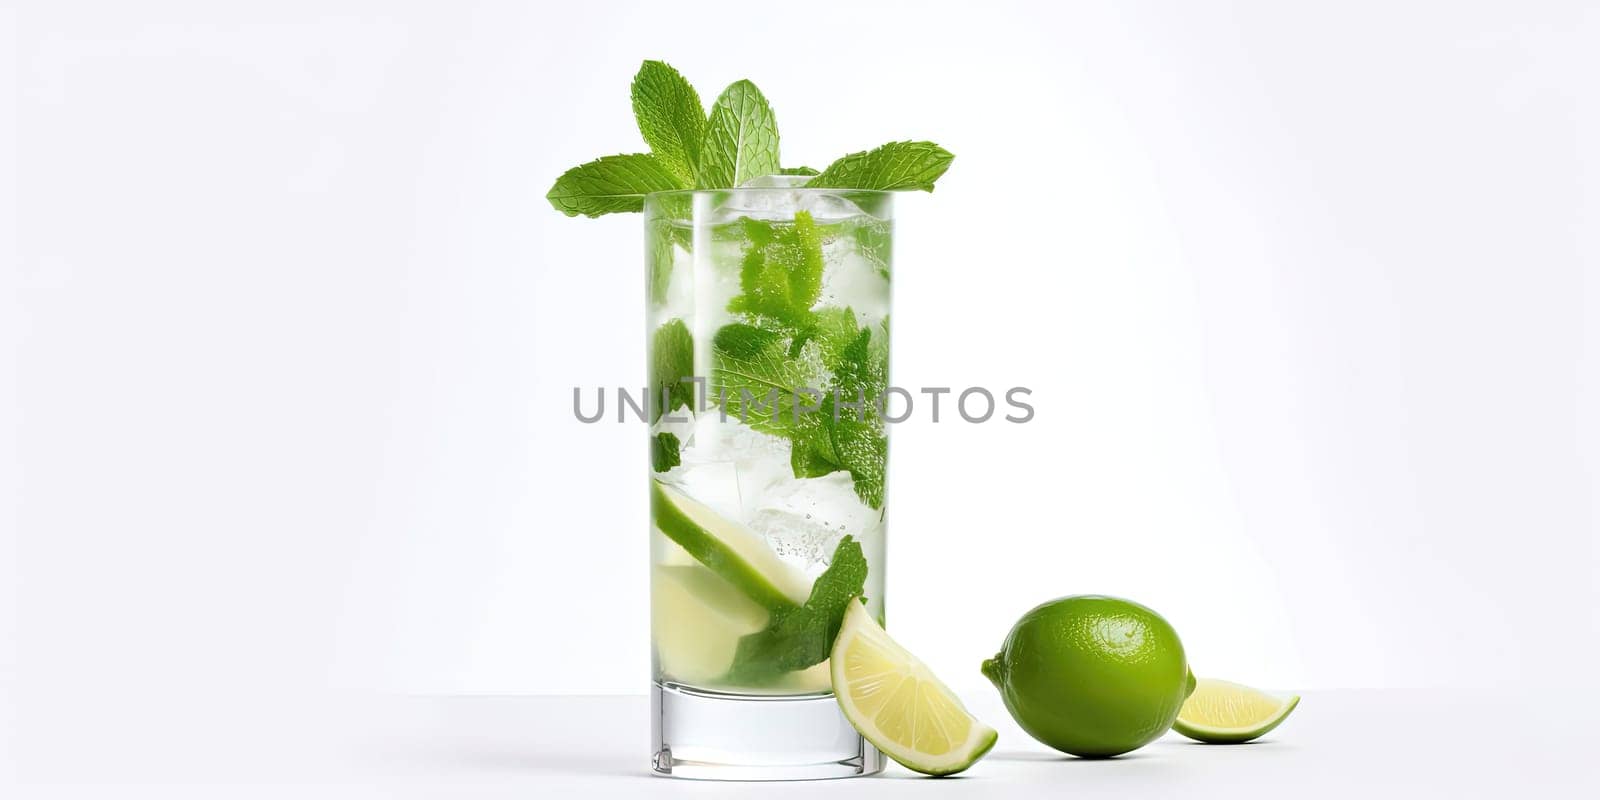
[557,62,914,508]
[546,153,685,218]
[697,80,780,189]
[650,319,694,422]
[724,536,868,685]
[809,141,955,192]
[546,61,953,215]
[630,61,706,185]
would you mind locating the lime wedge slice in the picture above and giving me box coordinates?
[1173,678,1300,743]
[831,601,997,775]
[651,481,811,611]
[652,564,769,685]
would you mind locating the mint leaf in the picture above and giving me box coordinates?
[726,212,823,326]
[547,154,687,218]
[824,325,889,508]
[651,432,681,472]
[791,306,862,364]
[646,208,694,306]
[646,218,677,305]
[698,80,780,188]
[724,536,868,685]
[650,319,694,421]
[712,323,808,432]
[779,166,819,176]
[631,61,705,185]
[851,219,892,280]
[789,419,842,478]
[712,311,890,509]
[808,141,954,192]
[711,323,842,475]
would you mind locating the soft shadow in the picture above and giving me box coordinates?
[987,750,1147,763]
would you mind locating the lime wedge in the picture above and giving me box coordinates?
[652,564,769,685]
[1173,678,1300,743]
[651,481,811,611]
[831,601,997,775]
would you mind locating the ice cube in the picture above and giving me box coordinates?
[797,191,871,224]
[707,186,870,225]
[659,457,743,525]
[818,235,891,324]
[746,472,884,569]
[649,405,698,445]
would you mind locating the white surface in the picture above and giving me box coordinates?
[11,692,1598,797]
[8,0,1598,716]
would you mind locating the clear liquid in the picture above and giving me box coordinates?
[648,205,891,696]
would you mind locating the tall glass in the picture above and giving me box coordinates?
[645,184,892,780]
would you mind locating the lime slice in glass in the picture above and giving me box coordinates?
[651,481,811,611]
[1173,678,1300,743]
[831,601,997,775]
[651,564,769,685]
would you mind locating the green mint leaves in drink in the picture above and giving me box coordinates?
[547,60,954,216]
[819,326,889,508]
[650,318,694,422]
[651,432,681,472]
[712,323,809,432]
[711,295,889,508]
[727,212,824,326]
[708,213,891,508]
[724,536,868,685]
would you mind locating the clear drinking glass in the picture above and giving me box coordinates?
[645,182,892,780]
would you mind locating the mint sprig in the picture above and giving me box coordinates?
[630,61,706,185]
[546,61,953,216]
[808,141,955,192]
[698,80,781,189]
[546,153,686,218]
[724,536,868,685]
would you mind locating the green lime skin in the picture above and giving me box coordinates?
[982,595,1191,758]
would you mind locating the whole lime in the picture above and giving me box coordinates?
[982,595,1192,758]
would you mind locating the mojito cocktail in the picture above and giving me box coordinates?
[646,185,891,777]
[547,58,965,780]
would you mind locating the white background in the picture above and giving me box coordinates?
[6,0,1597,761]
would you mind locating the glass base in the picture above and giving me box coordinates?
[651,681,885,780]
